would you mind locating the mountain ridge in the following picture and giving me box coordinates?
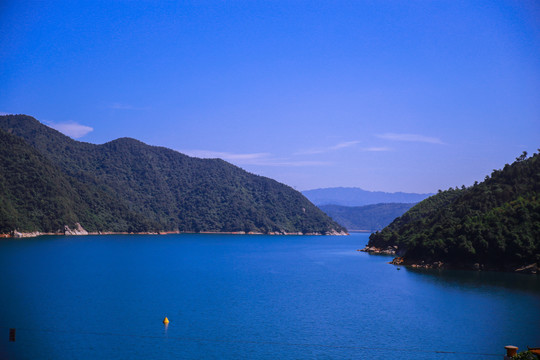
[0,115,346,235]
[302,187,432,207]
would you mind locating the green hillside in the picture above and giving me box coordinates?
[368,151,540,269]
[0,128,83,232]
[0,128,155,232]
[320,203,415,231]
[0,115,346,235]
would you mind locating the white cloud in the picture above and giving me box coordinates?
[49,121,94,138]
[181,149,329,167]
[377,133,444,144]
[296,140,360,155]
[362,147,391,152]
[0,112,12,116]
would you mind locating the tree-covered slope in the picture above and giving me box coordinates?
[0,128,154,232]
[320,203,415,231]
[0,128,82,232]
[368,151,540,268]
[0,115,345,234]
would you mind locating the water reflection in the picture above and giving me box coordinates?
[403,266,540,294]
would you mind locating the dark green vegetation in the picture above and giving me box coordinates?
[302,187,432,206]
[0,115,345,234]
[514,351,539,360]
[368,151,540,269]
[319,203,415,231]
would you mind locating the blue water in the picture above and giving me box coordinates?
[0,233,539,359]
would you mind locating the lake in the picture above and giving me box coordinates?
[1,233,539,359]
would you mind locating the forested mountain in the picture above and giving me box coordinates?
[368,151,540,269]
[320,203,415,231]
[302,187,432,206]
[0,115,346,235]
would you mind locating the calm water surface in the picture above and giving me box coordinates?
[1,233,539,359]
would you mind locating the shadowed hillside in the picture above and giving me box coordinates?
[320,203,415,231]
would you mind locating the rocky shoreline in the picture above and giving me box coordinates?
[358,246,538,274]
[357,245,398,255]
[2,224,348,238]
[389,257,538,274]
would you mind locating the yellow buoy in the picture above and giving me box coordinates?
[163,317,169,324]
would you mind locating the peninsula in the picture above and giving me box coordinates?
[363,151,540,274]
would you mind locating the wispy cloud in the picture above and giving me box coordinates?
[48,121,94,138]
[296,140,360,155]
[362,147,391,152]
[181,149,329,167]
[0,112,12,116]
[377,133,444,144]
[107,103,149,110]
[182,150,270,162]
[331,141,361,150]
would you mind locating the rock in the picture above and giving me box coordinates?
[433,261,444,269]
[323,229,348,236]
[64,223,88,236]
[359,246,395,255]
[515,263,538,274]
[380,248,396,255]
[12,230,41,238]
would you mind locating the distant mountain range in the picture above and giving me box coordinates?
[0,115,345,235]
[302,187,433,207]
[320,203,416,232]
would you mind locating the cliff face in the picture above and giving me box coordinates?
[367,152,540,270]
[0,115,346,235]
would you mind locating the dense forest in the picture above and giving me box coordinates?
[319,203,415,231]
[368,151,540,269]
[0,115,346,235]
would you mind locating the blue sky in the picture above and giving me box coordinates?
[1,1,539,193]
